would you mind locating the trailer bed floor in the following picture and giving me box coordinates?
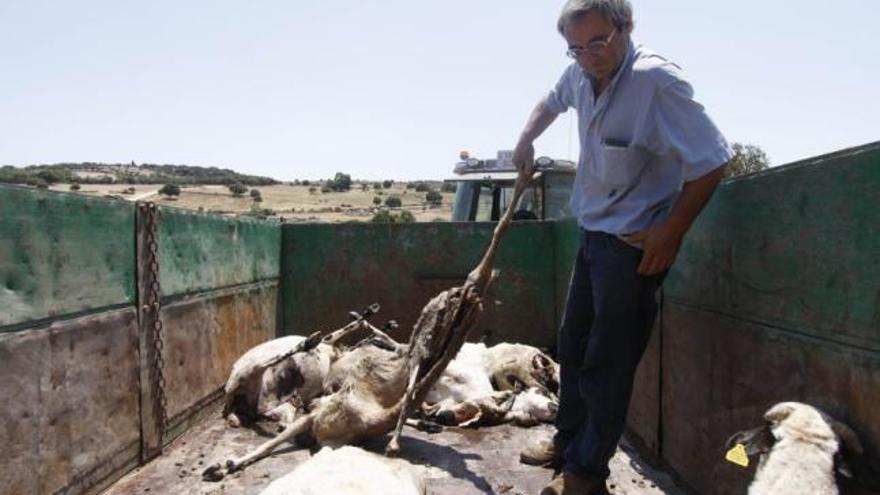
[106,411,689,495]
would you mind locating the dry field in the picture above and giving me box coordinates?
[53,183,454,223]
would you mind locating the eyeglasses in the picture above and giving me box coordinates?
[566,28,618,59]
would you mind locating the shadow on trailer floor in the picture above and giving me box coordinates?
[106,409,690,495]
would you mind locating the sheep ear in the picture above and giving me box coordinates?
[532,353,553,369]
[823,415,864,455]
[763,403,795,423]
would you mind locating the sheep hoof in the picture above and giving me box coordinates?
[201,463,226,482]
[385,441,400,457]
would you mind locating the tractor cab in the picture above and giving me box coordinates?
[447,150,576,222]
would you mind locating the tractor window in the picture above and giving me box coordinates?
[451,182,476,222]
[544,172,574,219]
[474,184,496,222]
[508,184,542,220]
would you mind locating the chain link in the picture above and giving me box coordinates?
[144,203,168,437]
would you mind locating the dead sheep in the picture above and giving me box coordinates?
[727,401,865,495]
[259,445,425,495]
[421,342,559,427]
[222,335,339,427]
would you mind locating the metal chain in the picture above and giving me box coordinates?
[145,203,168,436]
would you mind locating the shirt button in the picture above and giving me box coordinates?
[608,189,617,198]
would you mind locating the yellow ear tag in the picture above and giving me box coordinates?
[725,443,749,468]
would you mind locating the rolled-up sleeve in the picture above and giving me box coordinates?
[650,80,734,181]
[545,65,576,114]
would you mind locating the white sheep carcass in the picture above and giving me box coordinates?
[727,401,864,495]
[421,342,559,427]
[259,446,425,495]
[222,335,338,427]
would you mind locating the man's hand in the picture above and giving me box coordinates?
[512,140,535,176]
[621,222,685,276]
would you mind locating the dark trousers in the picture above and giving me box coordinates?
[555,230,665,479]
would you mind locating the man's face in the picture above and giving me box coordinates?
[562,11,629,82]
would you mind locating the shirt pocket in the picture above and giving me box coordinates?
[598,144,649,191]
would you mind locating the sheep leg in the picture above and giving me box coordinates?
[202,413,314,481]
[385,363,421,456]
[363,320,401,351]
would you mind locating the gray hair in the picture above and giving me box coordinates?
[557,0,633,34]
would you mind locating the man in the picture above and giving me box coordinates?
[511,1,732,494]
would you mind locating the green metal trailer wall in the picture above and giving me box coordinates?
[0,187,140,495]
[0,187,280,495]
[280,221,577,349]
[629,142,880,494]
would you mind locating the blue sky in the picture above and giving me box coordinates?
[1,1,877,181]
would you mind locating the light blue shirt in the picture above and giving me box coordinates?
[545,41,733,236]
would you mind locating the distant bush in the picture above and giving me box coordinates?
[69,183,81,191]
[250,189,262,202]
[373,183,382,190]
[309,186,317,194]
[373,196,382,205]
[371,209,416,224]
[321,185,331,194]
[384,196,402,208]
[441,182,456,193]
[325,172,352,192]
[383,180,393,189]
[425,189,442,206]
[302,179,311,186]
[414,182,430,192]
[228,182,248,197]
[160,183,181,197]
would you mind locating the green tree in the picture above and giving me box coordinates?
[725,143,770,178]
[425,189,442,206]
[384,196,402,208]
[326,172,352,192]
[228,182,248,197]
[159,183,181,197]
[250,189,262,202]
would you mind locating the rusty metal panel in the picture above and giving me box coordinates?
[159,282,277,423]
[0,308,141,495]
[665,142,880,351]
[281,222,559,349]
[158,207,280,298]
[627,318,662,455]
[0,185,135,329]
[660,302,880,495]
